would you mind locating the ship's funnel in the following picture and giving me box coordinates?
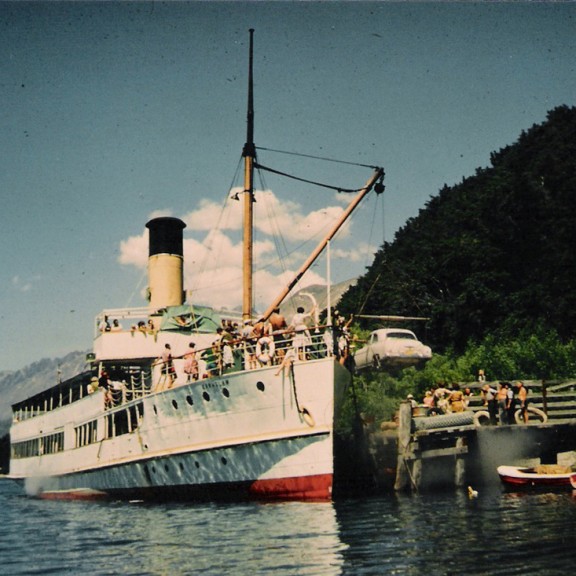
[146,217,186,310]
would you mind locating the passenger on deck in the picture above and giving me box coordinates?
[241,320,258,370]
[216,328,234,370]
[111,319,122,332]
[202,341,220,377]
[99,315,111,332]
[184,342,199,383]
[87,377,99,394]
[290,306,314,360]
[268,307,287,363]
[98,371,113,405]
[160,344,175,389]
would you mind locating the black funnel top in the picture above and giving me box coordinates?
[146,217,186,257]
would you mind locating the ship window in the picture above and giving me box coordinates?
[222,388,230,398]
[256,381,265,392]
[12,431,64,459]
[75,421,98,448]
[202,392,211,402]
[221,457,228,465]
[172,399,179,410]
[105,402,143,439]
[186,395,194,406]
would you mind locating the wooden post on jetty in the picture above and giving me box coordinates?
[394,402,413,491]
[394,401,473,492]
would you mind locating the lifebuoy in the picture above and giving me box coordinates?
[300,406,315,428]
[256,336,275,364]
[515,406,548,424]
[473,410,491,427]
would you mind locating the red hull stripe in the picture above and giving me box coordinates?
[249,474,332,501]
[39,488,109,501]
[36,474,333,502]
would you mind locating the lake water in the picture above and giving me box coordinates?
[1,478,575,575]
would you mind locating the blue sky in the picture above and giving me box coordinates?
[1,1,575,371]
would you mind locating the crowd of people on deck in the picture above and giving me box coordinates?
[151,306,353,390]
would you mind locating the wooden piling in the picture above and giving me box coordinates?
[394,401,474,492]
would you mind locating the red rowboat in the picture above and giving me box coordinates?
[498,465,573,488]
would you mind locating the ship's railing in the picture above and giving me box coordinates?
[12,325,351,419]
[102,325,351,408]
[94,307,152,338]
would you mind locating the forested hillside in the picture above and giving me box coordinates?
[340,105,576,353]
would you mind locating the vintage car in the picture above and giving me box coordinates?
[353,328,432,371]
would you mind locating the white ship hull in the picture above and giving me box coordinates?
[10,355,349,501]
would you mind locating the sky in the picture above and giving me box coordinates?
[1,1,575,372]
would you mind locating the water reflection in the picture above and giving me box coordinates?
[2,479,576,575]
[333,487,576,575]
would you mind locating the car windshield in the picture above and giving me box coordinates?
[388,332,416,340]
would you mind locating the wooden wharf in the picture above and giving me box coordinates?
[336,379,576,494]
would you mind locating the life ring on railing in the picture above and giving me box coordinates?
[256,336,275,364]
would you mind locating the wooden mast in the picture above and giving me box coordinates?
[242,29,256,322]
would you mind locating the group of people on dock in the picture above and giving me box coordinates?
[409,379,530,424]
[481,380,529,425]
[412,383,472,416]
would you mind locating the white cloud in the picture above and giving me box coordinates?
[12,274,34,292]
[117,187,366,311]
[118,232,148,268]
[331,241,376,262]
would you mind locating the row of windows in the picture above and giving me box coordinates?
[13,402,145,458]
[12,432,65,459]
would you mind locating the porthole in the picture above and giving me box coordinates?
[222,388,230,398]
[203,391,211,402]
[172,399,179,410]
[186,395,194,406]
[256,381,265,392]
[221,457,228,465]
[151,466,156,474]
[164,464,169,472]
[153,405,158,415]
[195,461,200,469]
[179,463,184,472]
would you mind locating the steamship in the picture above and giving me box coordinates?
[8,31,384,501]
